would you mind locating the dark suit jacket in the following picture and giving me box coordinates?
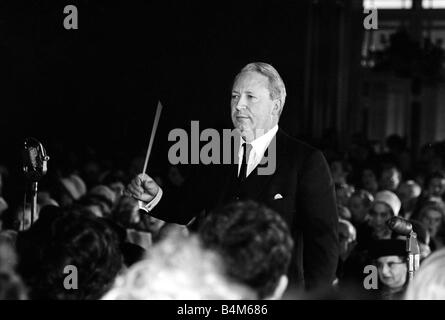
[150,129,339,291]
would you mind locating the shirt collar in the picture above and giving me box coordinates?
[250,125,279,151]
[238,125,279,158]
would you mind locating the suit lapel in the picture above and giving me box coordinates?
[242,129,289,199]
[215,128,291,205]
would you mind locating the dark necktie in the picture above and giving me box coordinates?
[238,142,252,183]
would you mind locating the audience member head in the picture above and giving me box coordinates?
[155,223,189,243]
[58,174,87,206]
[361,166,379,194]
[368,191,401,239]
[417,200,445,239]
[81,160,103,188]
[330,160,351,185]
[335,183,355,207]
[348,189,374,225]
[404,248,445,299]
[424,170,445,200]
[0,230,18,271]
[198,200,294,299]
[369,239,407,293]
[77,185,116,218]
[397,180,422,217]
[50,179,75,208]
[379,165,402,192]
[0,230,27,300]
[89,185,116,206]
[101,170,127,201]
[141,214,166,237]
[17,207,123,299]
[0,270,28,300]
[0,196,8,223]
[112,196,140,228]
[337,204,352,220]
[37,191,59,209]
[103,232,254,300]
[338,218,357,261]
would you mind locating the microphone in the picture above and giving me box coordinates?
[22,137,50,182]
[22,138,50,228]
[387,216,420,282]
[387,216,413,236]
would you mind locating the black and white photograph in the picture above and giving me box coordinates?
[1,0,445,306]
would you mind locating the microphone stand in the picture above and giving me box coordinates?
[22,138,49,230]
[22,180,39,231]
[387,216,421,285]
[406,231,420,284]
[30,181,38,225]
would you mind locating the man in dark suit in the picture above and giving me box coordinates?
[126,62,338,292]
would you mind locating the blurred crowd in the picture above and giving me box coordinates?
[1,133,445,300]
[326,133,445,299]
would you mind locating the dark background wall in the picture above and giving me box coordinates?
[1,1,329,167]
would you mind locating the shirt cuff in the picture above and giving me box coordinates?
[138,187,163,213]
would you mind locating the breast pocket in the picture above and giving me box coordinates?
[272,193,284,200]
[267,192,287,212]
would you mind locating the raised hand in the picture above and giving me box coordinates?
[125,173,160,203]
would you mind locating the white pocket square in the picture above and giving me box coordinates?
[273,193,283,200]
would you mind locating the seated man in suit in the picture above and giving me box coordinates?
[126,62,338,292]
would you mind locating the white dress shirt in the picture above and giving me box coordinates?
[237,125,279,178]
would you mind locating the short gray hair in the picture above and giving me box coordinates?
[234,62,287,107]
[404,248,445,299]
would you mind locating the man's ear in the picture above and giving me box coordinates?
[272,99,283,116]
[266,275,288,300]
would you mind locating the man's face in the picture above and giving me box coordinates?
[380,168,401,191]
[377,255,407,289]
[368,202,393,239]
[421,209,443,237]
[231,71,279,141]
